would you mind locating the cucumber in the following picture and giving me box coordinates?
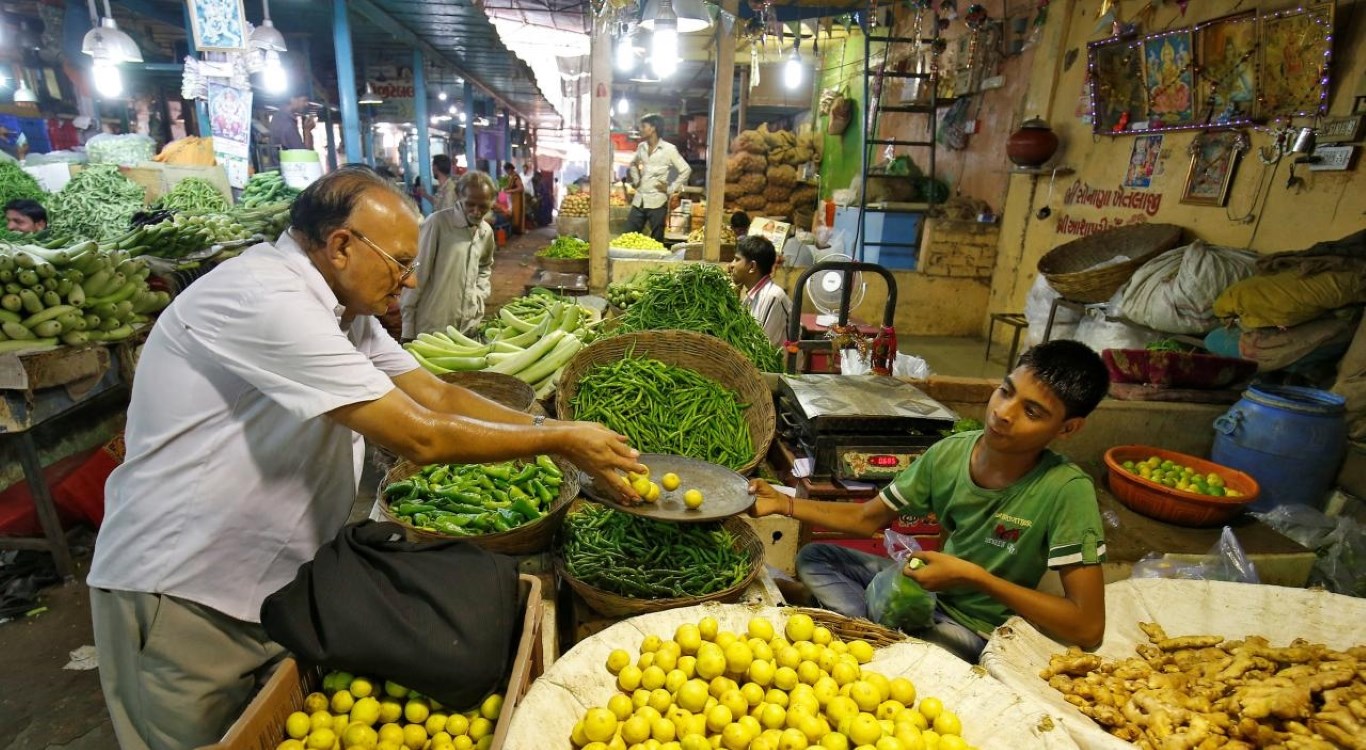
[0,337,58,354]
[2,321,35,339]
[32,320,63,338]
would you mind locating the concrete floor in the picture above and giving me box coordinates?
[0,227,1010,749]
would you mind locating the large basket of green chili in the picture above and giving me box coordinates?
[556,502,766,617]
[378,454,579,554]
[555,330,775,476]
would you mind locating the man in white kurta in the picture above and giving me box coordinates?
[400,171,497,339]
[86,167,646,750]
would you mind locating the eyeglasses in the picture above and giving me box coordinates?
[347,227,419,284]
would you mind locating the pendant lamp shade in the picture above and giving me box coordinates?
[359,83,383,105]
[640,0,711,34]
[82,17,143,63]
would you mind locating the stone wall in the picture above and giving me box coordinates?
[919,220,999,280]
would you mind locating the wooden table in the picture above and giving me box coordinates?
[0,344,131,578]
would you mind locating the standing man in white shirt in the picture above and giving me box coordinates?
[625,113,691,242]
[86,166,645,750]
[400,170,497,339]
[728,234,793,348]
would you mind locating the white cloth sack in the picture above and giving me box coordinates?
[1075,289,1160,353]
[982,579,1366,750]
[1024,275,1079,347]
[1120,241,1258,334]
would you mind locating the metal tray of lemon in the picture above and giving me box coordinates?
[578,453,752,522]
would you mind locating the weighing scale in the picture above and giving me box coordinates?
[777,374,959,481]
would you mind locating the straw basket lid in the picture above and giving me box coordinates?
[378,456,579,555]
[501,603,1080,750]
[1037,224,1183,303]
[555,330,775,475]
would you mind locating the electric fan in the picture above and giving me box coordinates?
[804,254,866,327]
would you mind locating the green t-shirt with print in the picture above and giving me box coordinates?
[878,430,1106,634]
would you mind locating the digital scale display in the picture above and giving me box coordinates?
[838,450,921,480]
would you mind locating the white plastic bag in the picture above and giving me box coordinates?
[1129,526,1260,584]
[1024,275,1079,346]
[85,133,155,166]
[1076,289,1160,352]
[894,353,932,379]
[1120,241,1258,334]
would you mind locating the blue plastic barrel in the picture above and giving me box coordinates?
[1212,385,1347,512]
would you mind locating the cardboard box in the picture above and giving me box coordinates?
[202,575,543,750]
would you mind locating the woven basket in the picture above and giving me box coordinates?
[790,607,913,648]
[555,330,775,475]
[556,511,766,618]
[1037,223,1183,303]
[536,256,589,275]
[373,372,536,471]
[377,456,579,554]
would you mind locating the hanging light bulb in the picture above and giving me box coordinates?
[92,57,123,98]
[651,1,679,79]
[262,50,288,94]
[438,90,448,101]
[448,104,458,115]
[616,26,636,72]
[783,40,804,91]
[13,80,38,105]
[459,112,467,124]
[615,93,630,116]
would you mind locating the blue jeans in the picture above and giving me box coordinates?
[795,543,988,664]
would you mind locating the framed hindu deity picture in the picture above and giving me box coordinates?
[1195,13,1257,125]
[187,0,248,52]
[1257,3,1334,119]
[1182,130,1248,207]
[1090,38,1146,134]
[1143,31,1196,128]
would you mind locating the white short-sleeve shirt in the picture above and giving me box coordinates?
[87,231,419,623]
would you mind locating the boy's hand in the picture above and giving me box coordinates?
[904,550,984,591]
[746,479,785,517]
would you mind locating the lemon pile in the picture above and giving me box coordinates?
[1120,456,1244,498]
[611,232,667,251]
[276,672,504,750]
[627,467,703,509]
[570,613,975,750]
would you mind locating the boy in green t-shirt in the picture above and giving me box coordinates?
[750,340,1111,662]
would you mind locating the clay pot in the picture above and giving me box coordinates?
[1007,117,1060,168]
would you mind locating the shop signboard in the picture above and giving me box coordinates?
[367,78,416,122]
[207,82,253,188]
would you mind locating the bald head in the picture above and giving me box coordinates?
[289,166,418,250]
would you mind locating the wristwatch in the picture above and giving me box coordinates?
[532,415,545,427]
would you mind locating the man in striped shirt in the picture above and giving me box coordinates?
[749,340,1110,662]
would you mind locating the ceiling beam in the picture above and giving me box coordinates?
[345,0,539,120]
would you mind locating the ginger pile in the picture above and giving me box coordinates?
[1041,622,1365,750]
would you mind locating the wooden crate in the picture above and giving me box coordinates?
[202,575,543,750]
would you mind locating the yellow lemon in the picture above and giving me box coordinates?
[305,729,336,750]
[897,709,929,732]
[309,711,333,732]
[677,679,710,713]
[642,665,667,691]
[641,634,664,653]
[749,639,775,663]
[349,678,374,699]
[678,656,697,678]
[649,688,674,714]
[710,676,738,699]
[748,658,776,687]
[400,724,427,750]
[607,649,632,675]
[452,737,474,750]
[403,698,430,725]
[846,640,875,664]
[618,664,644,692]
[865,674,891,703]
[830,661,859,687]
[774,666,799,691]
[888,678,916,707]
[698,617,720,641]
[285,712,312,740]
[661,472,681,491]
[342,722,378,749]
[922,729,941,750]
[652,717,677,743]
[721,722,753,750]
[724,642,754,675]
[747,617,776,641]
[654,646,680,672]
[848,713,883,746]
[812,677,839,707]
[683,489,704,509]
[382,682,409,699]
[378,725,404,746]
[778,727,810,749]
[350,697,382,727]
[377,698,403,725]
[819,733,850,750]
[666,669,688,693]
[445,714,470,737]
[632,476,652,497]
[785,614,816,643]
[811,627,832,647]
[931,711,961,737]
[609,693,635,721]
[760,701,788,730]
[796,660,822,686]
[645,481,662,503]
[850,681,881,713]
[751,736,777,750]
[894,723,924,750]
[938,734,968,750]
[634,705,662,724]
[675,624,703,655]
[622,715,652,745]
[695,650,726,681]
[277,741,306,750]
[918,698,943,723]
[720,689,748,719]
[633,689,652,709]
[304,692,331,715]
[583,708,618,743]
[638,652,656,670]
[825,695,860,726]
[876,737,906,750]
[331,690,356,714]
[705,704,733,733]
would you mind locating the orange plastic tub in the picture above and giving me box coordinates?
[1103,445,1260,527]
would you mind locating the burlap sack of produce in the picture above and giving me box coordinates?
[502,604,1078,750]
[1333,315,1366,443]
[767,164,798,188]
[738,173,767,193]
[763,185,794,203]
[726,153,766,175]
[733,130,768,155]
[792,186,819,206]
[723,182,744,202]
[1213,269,1366,329]
[982,578,1366,750]
[765,201,794,219]
[737,194,767,212]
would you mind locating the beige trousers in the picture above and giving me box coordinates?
[89,588,286,750]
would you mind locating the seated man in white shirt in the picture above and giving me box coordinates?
[728,234,793,348]
[86,166,646,750]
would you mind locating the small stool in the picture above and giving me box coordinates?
[986,312,1029,372]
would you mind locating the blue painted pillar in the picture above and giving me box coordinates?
[414,50,433,209]
[333,0,362,164]
[182,7,210,135]
[501,110,511,165]
[464,85,477,171]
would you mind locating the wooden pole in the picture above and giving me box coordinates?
[589,13,614,291]
[703,0,740,263]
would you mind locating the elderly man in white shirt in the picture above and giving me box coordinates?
[400,170,497,339]
[625,113,691,242]
[86,166,646,750]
